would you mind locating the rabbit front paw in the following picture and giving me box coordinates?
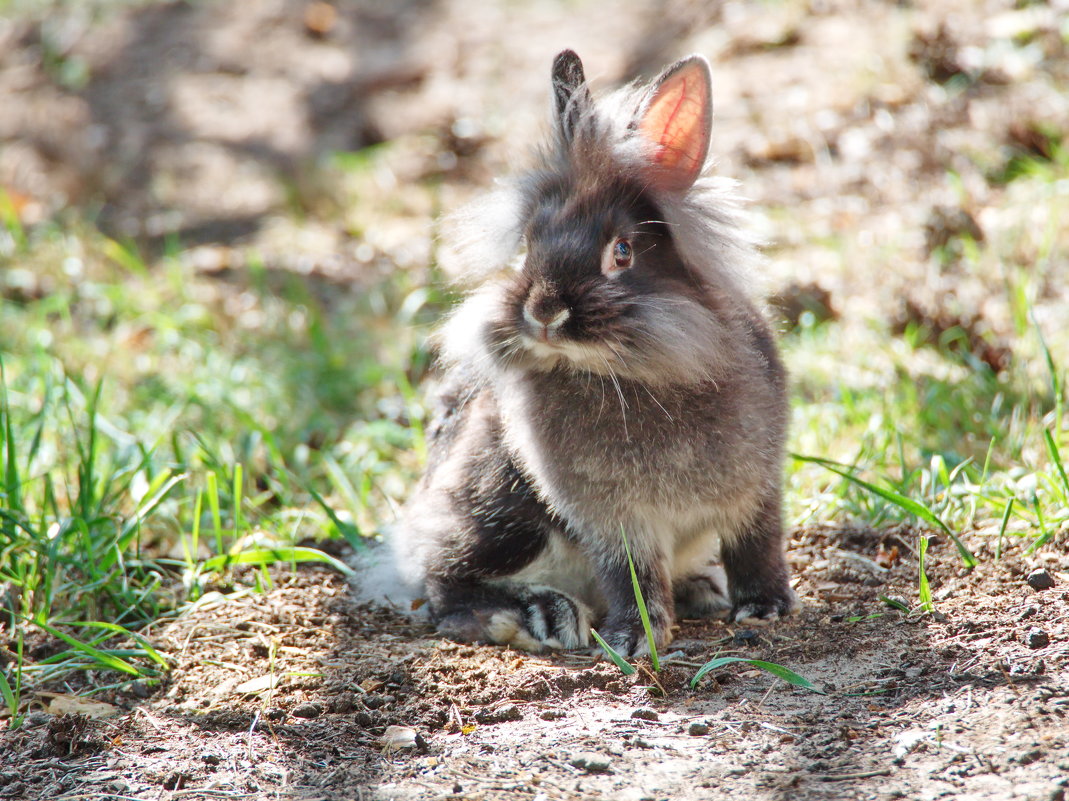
[596,612,673,659]
[436,583,591,653]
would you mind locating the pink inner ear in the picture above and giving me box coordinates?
[638,59,711,191]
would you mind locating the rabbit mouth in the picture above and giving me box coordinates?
[518,334,624,375]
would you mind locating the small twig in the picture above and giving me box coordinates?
[830,548,889,573]
[996,661,1021,695]
[758,721,794,735]
[755,680,777,710]
[816,768,892,781]
[133,706,168,732]
[638,662,666,696]
[179,623,206,656]
[246,708,262,760]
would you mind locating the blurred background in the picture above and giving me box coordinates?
[0,0,1067,640]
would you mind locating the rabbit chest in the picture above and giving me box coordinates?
[496,366,780,534]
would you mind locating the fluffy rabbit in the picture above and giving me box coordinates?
[394,50,794,656]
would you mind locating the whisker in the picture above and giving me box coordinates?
[597,353,629,441]
[642,385,674,422]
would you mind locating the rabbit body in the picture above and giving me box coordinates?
[393,50,794,655]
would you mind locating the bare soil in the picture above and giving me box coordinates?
[2,0,1069,798]
[2,530,1068,800]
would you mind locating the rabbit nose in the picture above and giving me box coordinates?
[523,296,571,340]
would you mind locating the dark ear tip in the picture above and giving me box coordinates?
[552,49,585,81]
[553,49,581,66]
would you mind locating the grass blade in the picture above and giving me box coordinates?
[0,633,22,727]
[32,620,143,677]
[76,622,169,670]
[206,471,223,556]
[795,454,978,568]
[0,358,21,527]
[590,629,636,675]
[995,497,1014,561]
[1025,497,1053,554]
[306,484,363,550]
[918,535,933,612]
[201,546,354,576]
[620,525,658,671]
[98,471,186,569]
[0,671,17,721]
[232,463,244,539]
[879,595,911,613]
[691,656,824,693]
[1043,429,1069,501]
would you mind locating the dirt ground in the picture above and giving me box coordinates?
[2,531,1067,801]
[3,0,1069,799]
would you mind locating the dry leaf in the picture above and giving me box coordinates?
[381,725,418,750]
[303,1,336,36]
[41,693,120,719]
[234,675,282,695]
[359,678,384,693]
[875,544,900,569]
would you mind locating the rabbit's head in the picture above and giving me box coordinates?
[441,51,761,388]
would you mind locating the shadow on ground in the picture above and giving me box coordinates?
[3,530,1065,800]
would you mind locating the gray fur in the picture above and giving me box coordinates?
[394,50,795,656]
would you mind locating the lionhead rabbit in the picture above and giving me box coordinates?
[394,49,795,656]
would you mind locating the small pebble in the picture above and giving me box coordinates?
[474,704,522,724]
[631,708,659,721]
[688,722,710,736]
[292,702,322,719]
[1027,569,1056,591]
[1026,628,1050,649]
[569,752,612,773]
[330,692,355,713]
[362,693,390,709]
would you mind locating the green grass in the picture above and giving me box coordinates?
[785,311,1067,557]
[778,140,1069,616]
[691,656,824,694]
[0,199,437,721]
[783,140,1069,556]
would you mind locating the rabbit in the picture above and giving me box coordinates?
[392,49,795,657]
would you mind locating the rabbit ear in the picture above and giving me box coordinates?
[635,55,712,192]
[552,49,590,142]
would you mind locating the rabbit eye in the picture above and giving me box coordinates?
[602,237,634,275]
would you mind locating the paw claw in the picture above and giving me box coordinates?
[729,592,797,625]
[437,584,591,653]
